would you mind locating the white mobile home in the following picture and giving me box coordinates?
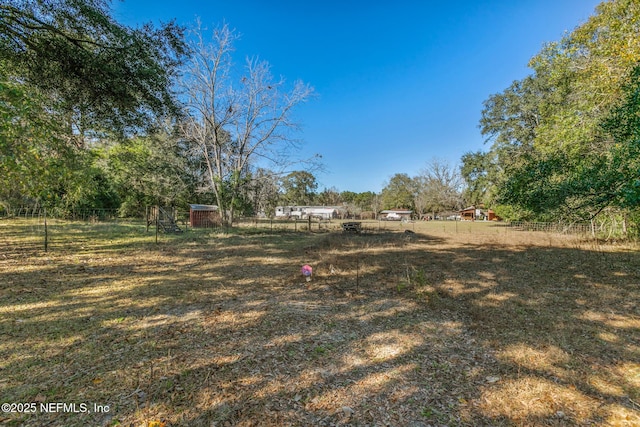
[275,206,340,220]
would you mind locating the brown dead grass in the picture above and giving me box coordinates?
[0,219,639,426]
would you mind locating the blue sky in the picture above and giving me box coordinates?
[112,0,601,193]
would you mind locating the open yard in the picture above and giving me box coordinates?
[1,220,639,426]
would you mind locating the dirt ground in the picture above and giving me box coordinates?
[1,220,639,426]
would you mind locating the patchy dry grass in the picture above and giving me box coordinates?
[0,219,639,426]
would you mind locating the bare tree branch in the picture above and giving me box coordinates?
[178,22,314,224]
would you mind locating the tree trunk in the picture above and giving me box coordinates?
[229,203,235,227]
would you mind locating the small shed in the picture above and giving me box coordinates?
[189,204,220,228]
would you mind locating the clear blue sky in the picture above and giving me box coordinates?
[112,0,601,193]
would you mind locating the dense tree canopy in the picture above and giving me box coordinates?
[1,0,186,134]
[280,171,318,206]
[0,77,73,205]
[467,0,640,231]
[0,0,187,211]
[380,173,415,210]
[460,151,494,207]
[104,127,194,215]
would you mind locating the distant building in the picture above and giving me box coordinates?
[380,209,413,221]
[460,206,478,221]
[274,205,342,220]
[459,206,501,221]
[189,204,220,228]
[487,209,500,221]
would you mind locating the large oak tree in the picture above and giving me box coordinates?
[469,0,640,232]
[0,0,186,209]
[1,0,186,134]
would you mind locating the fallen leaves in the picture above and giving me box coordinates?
[0,222,638,426]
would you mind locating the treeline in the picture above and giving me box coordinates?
[0,2,317,224]
[1,0,187,216]
[0,1,464,223]
[461,0,640,234]
[1,1,639,235]
[277,159,465,219]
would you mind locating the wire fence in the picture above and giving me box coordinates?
[227,217,632,238]
[1,207,626,235]
[2,207,123,222]
[503,220,629,238]
[0,207,634,256]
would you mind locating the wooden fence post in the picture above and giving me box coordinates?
[155,205,159,244]
[44,208,48,252]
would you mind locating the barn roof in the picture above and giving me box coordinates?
[189,204,218,211]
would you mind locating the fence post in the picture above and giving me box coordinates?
[155,204,159,244]
[44,208,48,252]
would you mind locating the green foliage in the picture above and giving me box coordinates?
[498,65,640,221]
[491,204,531,222]
[381,173,415,210]
[0,0,187,214]
[104,129,194,216]
[473,0,640,231]
[334,190,379,217]
[627,210,640,238]
[340,191,358,204]
[317,187,341,206]
[480,75,545,153]
[460,151,496,206]
[0,74,81,205]
[599,65,640,210]
[0,0,186,134]
[280,171,318,205]
[60,164,120,214]
[354,191,378,212]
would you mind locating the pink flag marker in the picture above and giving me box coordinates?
[301,264,313,282]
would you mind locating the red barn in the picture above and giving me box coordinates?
[189,204,220,228]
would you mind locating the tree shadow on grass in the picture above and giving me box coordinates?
[0,228,638,426]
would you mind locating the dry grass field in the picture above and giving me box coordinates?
[0,219,639,426]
